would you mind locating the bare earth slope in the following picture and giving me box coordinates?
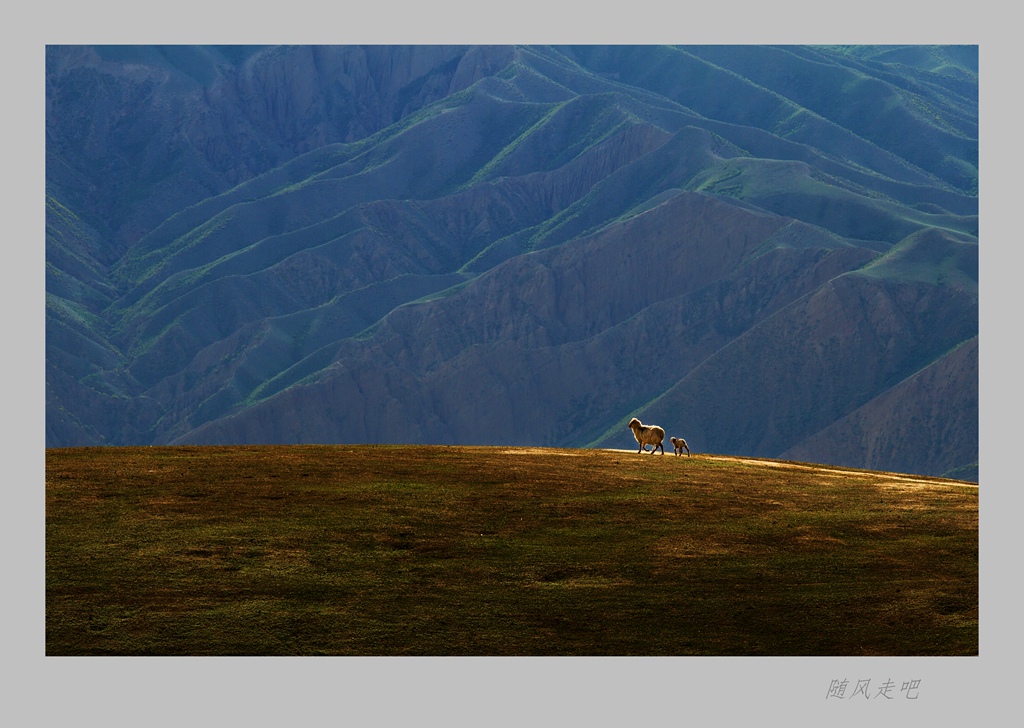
[45,45,978,479]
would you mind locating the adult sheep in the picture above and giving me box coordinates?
[628,417,665,454]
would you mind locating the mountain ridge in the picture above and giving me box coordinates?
[45,44,978,480]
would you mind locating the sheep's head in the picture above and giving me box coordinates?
[628,418,641,430]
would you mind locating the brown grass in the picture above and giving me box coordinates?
[46,445,977,656]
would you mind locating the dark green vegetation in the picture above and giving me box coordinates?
[46,445,978,656]
[46,45,978,479]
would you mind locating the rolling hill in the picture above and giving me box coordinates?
[45,444,978,656]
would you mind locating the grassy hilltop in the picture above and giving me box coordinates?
[46,445,977,656]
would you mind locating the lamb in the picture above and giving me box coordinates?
[670,437,690,457]
[628,417,665,455]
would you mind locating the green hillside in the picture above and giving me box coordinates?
[45,45,978,479]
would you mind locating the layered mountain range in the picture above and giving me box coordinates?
[46,45,978,479]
